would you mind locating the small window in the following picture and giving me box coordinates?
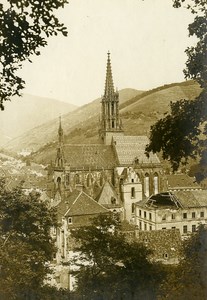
[139,209,141,217]
[192,212,195,219]
[183,225,187,233]
[131,187,135,198]
[149,213,152,220]
[171,226,176,229]
[200,211,204,218]
[68,217,73,224]
[111,197,116,205]
[131,178,134,183]
[183,213,187,219]
[163,253,168,259]
[144,211,146,218]
[162,227,166,230]
[192,225,196,232]
[171,213,175,220]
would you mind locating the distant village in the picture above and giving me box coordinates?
[1,52,206,290]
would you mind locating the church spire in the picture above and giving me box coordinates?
[104,51,114,97]
[99,52,124,145]
[55,116,65,168]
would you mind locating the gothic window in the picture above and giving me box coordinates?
[86,174,90,187]
[153,173,159,194]
[66,174,70,186]
[100,174,104,186]
[75,173,80,184]
[144,173,150,197]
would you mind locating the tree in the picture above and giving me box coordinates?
[0,0,68,110]
[158,225,207,300]
[146,0,207,177]
[0,179,57,299]
[70,214,164,300]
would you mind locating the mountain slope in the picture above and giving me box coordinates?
[0,94,77,146]
[4,88,141,152]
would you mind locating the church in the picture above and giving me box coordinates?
[48,52,165,223]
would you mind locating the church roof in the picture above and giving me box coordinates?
[112,136,160,166]
[65,190,109,216]
[63,144,117,169]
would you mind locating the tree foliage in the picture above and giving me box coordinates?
[70,214,165,300]
[0,0,68,110]
[0,179,57,299]
[158,225,207,300]
[146,0,207,176]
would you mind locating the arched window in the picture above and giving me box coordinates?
[144,173,150,197]
[86,174,90,187]
[75,173,80,184]
[153,173,159,194]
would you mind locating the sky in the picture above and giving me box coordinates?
[17,0,196,106]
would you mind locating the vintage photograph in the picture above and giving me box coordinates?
[0,0,206,299]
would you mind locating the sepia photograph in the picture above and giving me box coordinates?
[0,0,207,299]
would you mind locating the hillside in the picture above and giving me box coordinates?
[29,80,202,165]
[0,94,77,146]
[4,88,141,153]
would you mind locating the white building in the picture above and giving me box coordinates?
[135,190,207,236]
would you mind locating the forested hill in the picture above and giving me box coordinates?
[4,81,202,164]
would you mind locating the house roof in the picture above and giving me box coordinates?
[136,190,207,210]
[64,190,109,217]
[112,136,160,166]
[63,144,117,169]
[166,174,201,190]
[174,190,207,208]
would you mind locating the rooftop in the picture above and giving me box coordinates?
[112,136,160,166]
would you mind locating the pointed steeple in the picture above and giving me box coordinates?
[58,116,63,144]
[104,51,114,97]
[99,52,124,145]
[55,116,65,168]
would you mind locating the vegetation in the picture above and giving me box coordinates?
[158,225,207,300]
[70,214,165,300]
[0,179,57,299]
[146,0,207,178]
[0,0,68,110]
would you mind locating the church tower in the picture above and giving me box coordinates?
[99,52,124,145]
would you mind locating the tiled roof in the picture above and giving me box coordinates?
[167,174,201,189]
[174,190,207,208]
[112,136,160,165]
[63,144,117,169]
[96,181,120,206]
[65,190,109,216]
